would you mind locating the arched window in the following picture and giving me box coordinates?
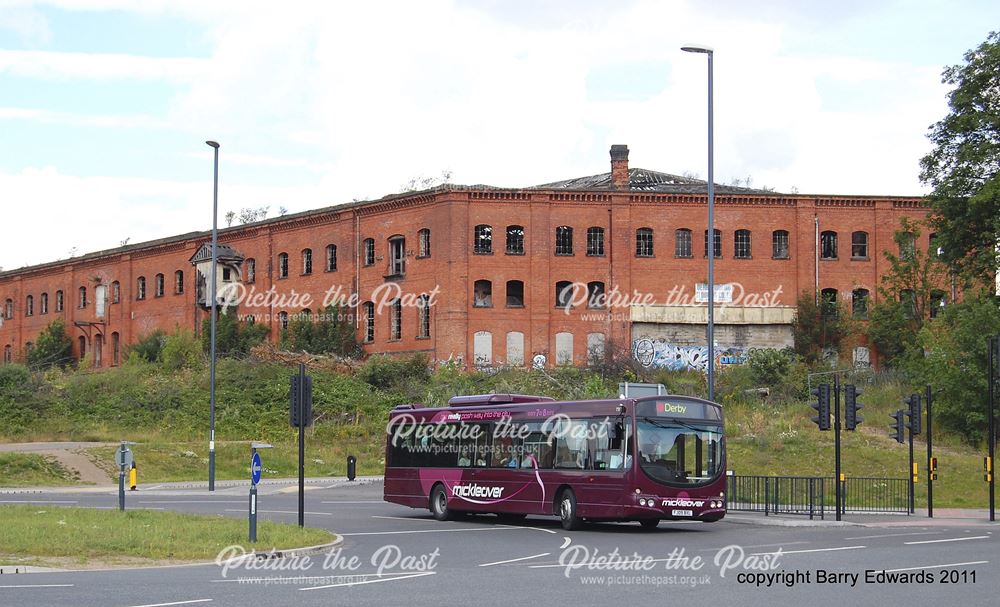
[326,244,337,271]
[388,236,406,276]
[389,299,402,340]
[851,231,869,259]
[40,292,48,315]
[852,288,869,319]
[55,290,63,312]
[673,228,690,258]
[302,248,312,275]
[3,345,11,364]
[555,281,574,309]
[772,230,789,259]
[94,334,103,367]
[111,281,120,303]
[704,229,721,258]
[587,281,605,309]
[363,302,375,343]
[363,238,375,266]
[246,258,256,283]
[174,270,184,294]
[112,332,120,366]
[25,295,33,317]
[821,288,838,318]
[3,298,12,319]
[555,226,573,255]
[506,280,524,307]
[474,280,493,308]
[278,311,289,330]
[636,227,654,257]
[474,225,493,254]
[278,252,289,278]
[586,227,605,256]
[820,231,838,259]
[78,336,86,360]
[136,277,146,300]
[79,286,88,308]
[734,229,752,259]
[154,273,165,297]
[417,294,431,338]
[506,225,524,255]
[418,229,431,258]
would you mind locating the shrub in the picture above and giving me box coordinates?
[27,319,74,369]
[130,330,167,363]
[160,329,203,370]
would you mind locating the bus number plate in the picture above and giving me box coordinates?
[671,509,693,517]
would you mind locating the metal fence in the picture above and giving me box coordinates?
[726,474,909,519]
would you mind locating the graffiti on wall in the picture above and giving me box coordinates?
[631,337,754,372]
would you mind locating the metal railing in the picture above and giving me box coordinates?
[726,474,909,518]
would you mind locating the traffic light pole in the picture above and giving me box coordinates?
[298,362,306,529]
[834,376,842,522]
[908,396,916,515]
[926,385,933,518]
[989,336,996,522]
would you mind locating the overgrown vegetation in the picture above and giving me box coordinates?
[200,309,270,356]
[26,319,73,369]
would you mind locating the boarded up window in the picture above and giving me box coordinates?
[506,331,525,366]
[555,332,573,365]
[474,331,493,366]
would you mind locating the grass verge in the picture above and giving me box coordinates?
[0,505,335,562]
[0,453,80,486]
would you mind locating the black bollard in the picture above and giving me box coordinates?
[347,455,357,481]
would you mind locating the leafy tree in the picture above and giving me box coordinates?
[866,219,951,366]
[791,291,851,365]
[920,31,1000,280]
[129,330,167,363]
[909,294,1000,443]
[160,329,203,370]
[201,309,270,357]
[26,319,73,369]
[280,305,361,357]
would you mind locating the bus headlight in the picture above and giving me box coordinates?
[639,498,647,507]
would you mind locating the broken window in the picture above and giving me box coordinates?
[474,225,493,254]
[506,225,524,254]
[506,280,524,307]
[474,280,493,307]
[772,230,789,259]
[820,231,838,259]
[587,227,605,256]
[555,226,573,255]
[278,252,289,278]
[389,236,406,276]
[852,231,869,259]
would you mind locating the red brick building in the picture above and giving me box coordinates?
[0,145,931,370]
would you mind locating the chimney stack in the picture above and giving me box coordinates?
[610,144,629,189]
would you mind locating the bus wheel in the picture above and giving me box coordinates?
[558,489,584,531]
[429,484,453,521]
[639,519,660,529]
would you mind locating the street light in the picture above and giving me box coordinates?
[681,44,715,401]
[206,139,220,491]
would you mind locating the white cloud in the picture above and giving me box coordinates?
[0,49,207,81]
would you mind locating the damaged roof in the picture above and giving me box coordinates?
[533,167,779,195]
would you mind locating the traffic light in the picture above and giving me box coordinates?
[889,409,905,443]
[844,384,863,430]
[289,374,313,428]
[810,383,831,431]
[905,393,922,436]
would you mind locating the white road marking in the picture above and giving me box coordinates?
[0,500,78,504]
[881,560,989,573]
[224,509,332,516]
[0,584,75,588]
[699,541,809,552]
[140,500,245,504]
[751,545,866,556]
[301,571,436,590]
[371,515,440,522]
[904,536,989,545]
[479,552,550,567]
[341,527,524,536]
[497,523,559,535]
[121,600,212,607]
[845,531,942,540]
[320,500,384,504]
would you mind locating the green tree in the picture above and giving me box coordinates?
[867,219,951,366]
[791,292,851,365]
[920,31,1000,280]
[909,294,1000,443]
[280,305,360,357]
[201,310,270,357]
[129,330,166,363]
[27,319,73,369]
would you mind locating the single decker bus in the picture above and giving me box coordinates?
[383,393,726,530]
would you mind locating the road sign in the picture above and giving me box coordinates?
[251,451,262,485]
[115,446,133,469]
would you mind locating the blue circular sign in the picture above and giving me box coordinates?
[251,451,262,485]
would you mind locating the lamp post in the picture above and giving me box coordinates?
[206,140,220,492]
[681,44,715,401]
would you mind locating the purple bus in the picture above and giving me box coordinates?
[383,393,726,530]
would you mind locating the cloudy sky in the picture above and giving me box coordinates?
[1,0,997,271]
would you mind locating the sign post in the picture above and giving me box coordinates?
[248,442,271,543]
[115,441,135,512]
[289,364,313,528]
